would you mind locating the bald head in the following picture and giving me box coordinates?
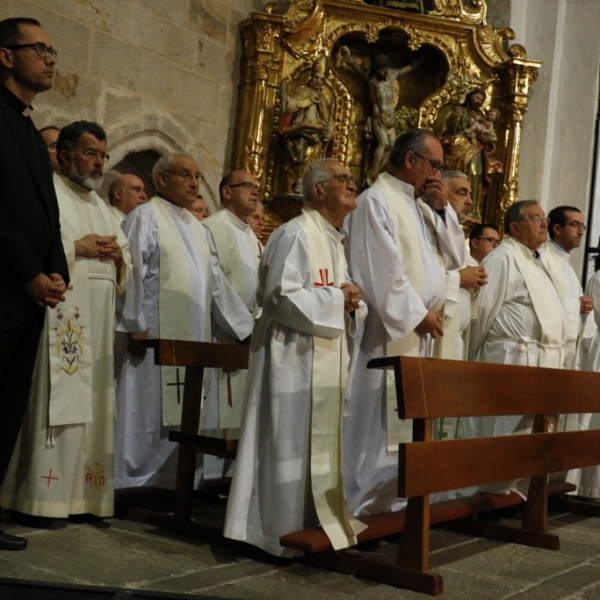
[108,174,147,215]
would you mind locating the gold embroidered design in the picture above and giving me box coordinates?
[85,463,106,490]
[53,308,84,375]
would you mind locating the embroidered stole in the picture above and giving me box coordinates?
[294,208,367,550]
[48,181,118,427]
[151,198,212,426]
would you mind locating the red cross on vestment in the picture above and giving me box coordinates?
[314,268,334,287]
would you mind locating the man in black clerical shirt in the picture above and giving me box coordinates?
[0,17,69,550]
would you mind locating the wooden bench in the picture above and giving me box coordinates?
[139,339,249,527]
[280,356,600,595]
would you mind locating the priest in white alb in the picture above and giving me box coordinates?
[224,158,367,557]
[541,206,593,370]
[342,129,466,516]
[1,121,130,524]
[202,170,262,430]
[107,174,148,225]
[435,171,487,442]
[114,153,254,490]
[465,201,568,493]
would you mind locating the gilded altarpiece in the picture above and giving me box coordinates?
[231,0,540,236]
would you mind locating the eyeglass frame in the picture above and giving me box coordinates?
[163,170,204,183]
[522,216,549,226]
[564,220,587,231]
[474,237,501,247]
[412,152,443,174]
[319,173,356,187]
[73,149,110,163]
[5,42,57,60]
[226,181,262,194]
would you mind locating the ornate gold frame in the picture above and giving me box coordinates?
[231,0,540,234]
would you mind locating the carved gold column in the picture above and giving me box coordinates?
[495,45,540,231]
[233,5,285,197]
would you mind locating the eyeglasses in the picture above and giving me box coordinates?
[565,221,587,231]
[475,237,501,247]
[75,149,110,163]
[321,173,356,186]
[164,170,203,183]
[413,153,443,174]
[6,43,57,59]
[226,181,262,194]
[523,216,549,225]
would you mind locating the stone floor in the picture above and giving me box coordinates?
[2,504,600,599]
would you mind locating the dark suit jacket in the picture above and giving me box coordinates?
[0,85,69,330]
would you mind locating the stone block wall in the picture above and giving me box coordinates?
[0,0,260,208]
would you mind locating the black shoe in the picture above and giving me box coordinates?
[11,510,52,529]
[0,529,27,551]
[69,514,110,529]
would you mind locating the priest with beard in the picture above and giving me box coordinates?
[1,121,130,527]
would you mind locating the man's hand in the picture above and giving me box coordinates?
[459,266,488,290]
[341,282,362,313]
[128,330,149,359]
[24,273,66,308]
[580,295,594,315]
[75,234,122,264]
[416,310,444,338]
[423,176,448,210]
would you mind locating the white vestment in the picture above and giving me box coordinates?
[569,271,600,497]
[342,173,465,516]
[435,254,479,441]
[462,237,567,496]
[224,209,367,557]
[0,173,131,517]
[202,209,261,429]
[109,205,125,226]
[541,241,583,369]
[113,198,254,490]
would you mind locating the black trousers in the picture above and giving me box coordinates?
[0,311,43,486]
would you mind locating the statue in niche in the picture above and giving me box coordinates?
[439,88,503,221]
[280,56,334,195]
[339,46,425,185]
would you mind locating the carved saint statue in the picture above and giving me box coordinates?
[280,56,334,195]
[339,46,424,185]
[439,88,503,221]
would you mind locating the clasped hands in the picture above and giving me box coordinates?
[75,233,122,264]
[24,272,66,308]
[341,283,362,313]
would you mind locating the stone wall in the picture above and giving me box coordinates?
[0,0,261,208]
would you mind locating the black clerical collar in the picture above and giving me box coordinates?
[532,249,540,260]
[0,84,32,115]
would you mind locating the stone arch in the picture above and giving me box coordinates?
[102,111,221,211]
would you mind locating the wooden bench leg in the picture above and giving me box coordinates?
[173,444,197,522]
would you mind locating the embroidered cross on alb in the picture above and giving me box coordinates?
[314,268,334,287]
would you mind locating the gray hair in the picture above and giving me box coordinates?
[442,170,468,182]
[504,199,539,235]
[152,153,190,188]
[301,159,339,204]
[255,201,264,210]
[388,129,434,169]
